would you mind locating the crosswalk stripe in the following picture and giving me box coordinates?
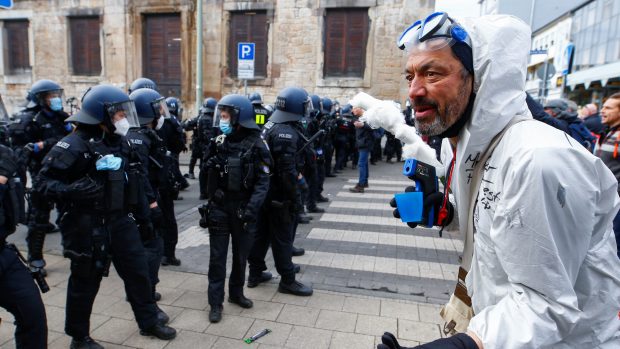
[347,178,413,185]
[294,250,457,281]
[320,213,422,228]
[306,228,463,252]
[343,184,404,192]
[329,201,393,211]
[337,192,394,200]
[177,225,209,249]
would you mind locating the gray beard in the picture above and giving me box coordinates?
[414,81,470,137]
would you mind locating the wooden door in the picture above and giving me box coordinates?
[143,13,181,97]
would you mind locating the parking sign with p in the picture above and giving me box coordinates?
[237,43,255,79]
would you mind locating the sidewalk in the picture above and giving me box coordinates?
[0,252,446,349]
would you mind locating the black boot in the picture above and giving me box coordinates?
[140,323,177,340]
[157,307,170,325]
[209,305,223,323]
[306,206,325,213]
[292,246,305,256]
[228,294,253,308]
[278,280,313,296]
[161,256,181,266]
[70,336,104,349]
[247,271,273,288]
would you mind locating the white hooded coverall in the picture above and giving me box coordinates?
[452,16,620,348]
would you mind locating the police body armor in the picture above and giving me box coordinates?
[261,121,299,204]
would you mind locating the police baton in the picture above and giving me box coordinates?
[296,129,325,155]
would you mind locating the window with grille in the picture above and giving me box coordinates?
[4,19,30,74]
[323,8,369,78]
[69,16,101,76]
[228,11,268,78]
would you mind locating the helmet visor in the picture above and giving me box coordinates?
[36,89,65,108]
[151,97,171,120]
[304,96,314,118]
[213,104,240,127]
[397,12,470,53]
[106,100,140,128]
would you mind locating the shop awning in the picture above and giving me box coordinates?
[566,61,620,89]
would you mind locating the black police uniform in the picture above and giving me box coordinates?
[37,129,163,339]
[196,111,217,199]
[301,116,320,211]
[205,128,270,308]
[320,111,337,178]
[0,144,47,349]
[253,104,271,129]
[156,116,185,264]
[127,127,168,298]
[182,116,201,177]
[334,113,354,171]
[248,120,302,285]
[23,108,70,270]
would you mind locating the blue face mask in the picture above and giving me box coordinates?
[96,154,123,171]
[50,97,63,112]
[219,120,233,135]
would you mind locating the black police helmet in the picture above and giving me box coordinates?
[321,97,333,114]
[310,95,321,117]
[270,87,312,123]
[202,97,218,113]
[340,104,353,117]
[165,97,181,117]
[215,94,258,130]
[128,77,158,94]
[28,79,63,108]
[130,88,169,126]
[248,92,263,105]
[66,84,138,127]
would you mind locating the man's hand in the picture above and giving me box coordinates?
[354,120,364,128]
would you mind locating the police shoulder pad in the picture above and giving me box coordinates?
[55,140,71,149]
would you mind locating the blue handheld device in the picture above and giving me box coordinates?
[393,159,439,228]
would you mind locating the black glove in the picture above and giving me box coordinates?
[64,176,104,201]
[389,188,453,229]
[239,207,257,231]
[378,332,479,349]
[150,205,164,226]
[138,221,156,241]
[198,203,210,228]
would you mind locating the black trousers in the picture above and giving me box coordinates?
[64,215,158,338]
[207,201,253,306]
[248,204,296,284]
[188,146,203,174]
[143,235,163,293]
[26,190,53,262]
[158,189,178,258]
[323,142,334,176]
[0,245,47,349]
[305,162,318,209]
[333,137,347,171]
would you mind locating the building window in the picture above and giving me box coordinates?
[228,11,268,78]
[69,16,101,76]
[3,19,30,75]
[323,8,369,78]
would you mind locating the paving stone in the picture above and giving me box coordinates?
[171,290,209,310]
[306,292,345,311]
[374,336,420,348]
[153,286,186,306]
[91,318,138,344]
[284,326,332,349]
[315,309,357,332]
[355,314,397,337]
[271,292,310,306]
[398,319,442,343]
[342,297,380,316]
[205,314,255,339]
[246,319,293,347]
[161,330,218,349]
[380,300,420,321]
[45,304,67,333]
[240,300,284,321]
[123,330,169,349]
[177,273,209,292]
[169,308,209,332]
[330,332,374,349]
[244,283,279,302]
[418,304,444,324]
[276,304,320,327]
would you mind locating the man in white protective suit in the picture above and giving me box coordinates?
[352,12,620,349]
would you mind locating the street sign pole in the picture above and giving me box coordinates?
[238,43,255,95]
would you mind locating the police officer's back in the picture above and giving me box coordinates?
[203,94,271,323]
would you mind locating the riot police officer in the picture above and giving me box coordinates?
[182,97,216,181]
[249,92,271,128]
[195,97,218,199]
[37,84,176,348]
[333,104,354,172]
[320,97,337,181]
[128,88,172,303]
[247,87,313,297]
[17,79,72,276]
[0,101,48,349]
[128,77,158,94]
[163,97,189,193]
[203,94,271,323]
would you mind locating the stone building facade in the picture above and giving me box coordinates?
[0,0,433,116]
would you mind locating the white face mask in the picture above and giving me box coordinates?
[113,118,130,136]
[155,116,165,130]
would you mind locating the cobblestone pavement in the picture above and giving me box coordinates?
[1,156,461,348]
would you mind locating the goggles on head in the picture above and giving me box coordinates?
[397,12,471,53]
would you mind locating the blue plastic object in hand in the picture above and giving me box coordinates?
[393,158,438,228]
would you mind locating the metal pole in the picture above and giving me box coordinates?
[244,79,248,96]
[529,0,537,28]
[542,51,549,103]
[195,0,203,114]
